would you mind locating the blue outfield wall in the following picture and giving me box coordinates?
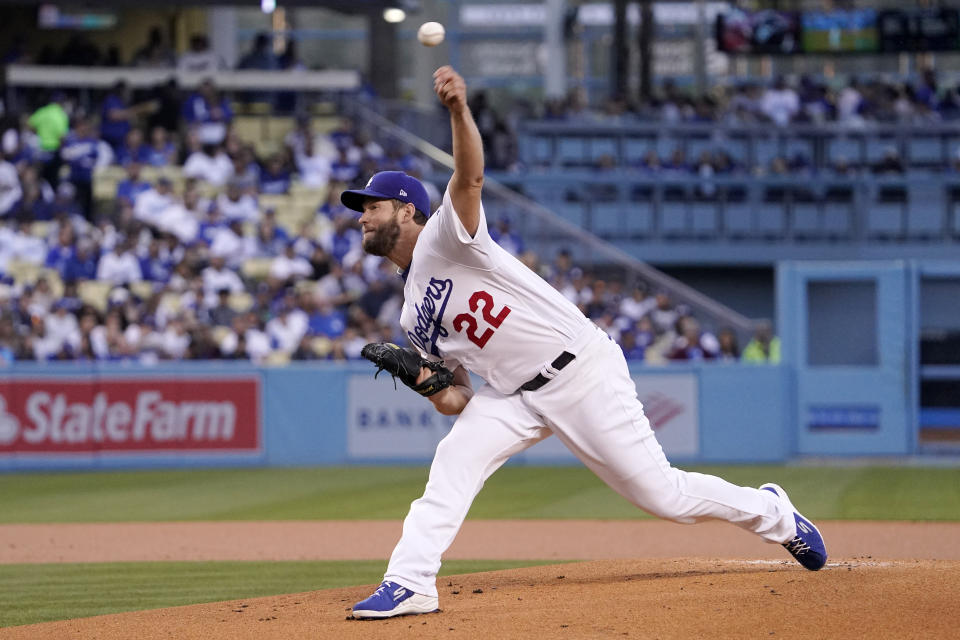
[0,361,790,471]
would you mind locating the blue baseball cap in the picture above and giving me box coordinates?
[341,171,431,218]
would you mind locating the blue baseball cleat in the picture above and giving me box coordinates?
[761,483,828,571]
[352,581,439,619]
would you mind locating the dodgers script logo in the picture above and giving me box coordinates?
[407,277,453,356]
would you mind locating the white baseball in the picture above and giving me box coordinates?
[417,21,445,47]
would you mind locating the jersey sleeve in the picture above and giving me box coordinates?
[422,187,495,271]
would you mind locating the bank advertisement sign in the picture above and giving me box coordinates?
[0,377,261,456]
[347,372,699,461]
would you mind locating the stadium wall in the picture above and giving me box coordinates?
[0,362,792,471]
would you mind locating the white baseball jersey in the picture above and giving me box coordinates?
[399,188,590,394]
[382,183,800,601]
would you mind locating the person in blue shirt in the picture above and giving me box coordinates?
[100,81,133,152]
[329,147,360,184]
[116,160,151,206]
[63,240,99,283]
[44,223,76,278]
[255,210,290,256]
[307,297,347,339]
[145,126,177,167]
[488,216,525,256]
[197,203,227,246]
[139,238,174,282]
[182,79,232,145]
[115,128,151,166]
[258,154,292,194]
[59,116,102,220]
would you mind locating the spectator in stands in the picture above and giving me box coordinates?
[717,327,740,362]
[266,300,308,354]
[147,79,182,134]
[648,292,679,336]
[177,34,224,74]
[44,223,75,278]
[116,128,150,166]
[619,285,655,323]
[308,296,347,338]
[97,238,142,285]
[760,76,799,127]
[183,143,233,187]
[319,213,361,265]
[10,217,46,265]
[216,179,259,222]
[259,154,292,194]
[837,77,864,126]
[269,242,312,285]
[133,175,178,229]
[489,216,525,256]
[295,134,332,189]
[742,320,781,364]
[29,91,70,187]
[873,146,905,175]
[619,329,647,361]
[100,81,154,153]
[63,238,98,282]
[0,156,21,217]
[116,160,151,206]
[145,126,177,167]
[209,219,255,269]
[202,253,244,309]
[60,115,108,220]
[132,26,175,68]
[182,79,232,146]
[239,32,279,71]
[667,316,720,361]
[209,288,238,327]
[139,238,174,283]
[253,213,289,257]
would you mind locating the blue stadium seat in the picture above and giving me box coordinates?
[755,202,787,238]
[906,184,945,238]
[792,202,821,237]
[723,202,753,238]
[754,138,780,169]
[866,201,904,238]
[590,202,622,237]
[519,135,553,167]
[589,137,618,164]
[907,137,944,167]
[785,136,815,165]
[827,137,861,165]
[866,137,899,165]
[822,202,853,238]
[952,202,960,236]
[690,201,719,238]
[625,202,654,237]
[659,201,689,237]
[686,137,713,162]
[557,137,588,167]
[624,137,656,165]
[553,201,586,227]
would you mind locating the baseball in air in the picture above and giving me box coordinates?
[417,21,445,47]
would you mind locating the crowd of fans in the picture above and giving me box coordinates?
[0,25,799,367]
[1,82,785,367]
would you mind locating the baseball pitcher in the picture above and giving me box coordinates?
[345,66,827,619]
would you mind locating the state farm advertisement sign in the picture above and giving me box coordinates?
[0,377,260,455]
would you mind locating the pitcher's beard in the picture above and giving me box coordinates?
[362,218,401,257]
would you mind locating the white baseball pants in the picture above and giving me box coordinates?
[384,325,796,597]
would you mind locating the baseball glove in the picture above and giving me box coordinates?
[360,342,454,397]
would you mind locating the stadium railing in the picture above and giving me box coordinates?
[516,121,960,172]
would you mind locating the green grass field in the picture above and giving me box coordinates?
[1,465,958,627]
[2,465,960,523]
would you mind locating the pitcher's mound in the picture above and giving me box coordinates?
[7,558,959,639]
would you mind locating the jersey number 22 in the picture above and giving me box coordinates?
[453,290,511,349]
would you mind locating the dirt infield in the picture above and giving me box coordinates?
[3,520,959,639]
